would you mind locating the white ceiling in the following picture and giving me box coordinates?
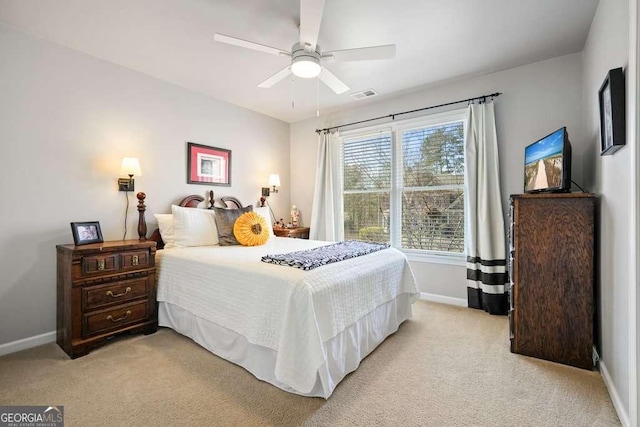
[0,0,599,123]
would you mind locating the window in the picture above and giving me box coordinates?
[343,132,392,242]
[400,122,465,252]
[341,110,466,259]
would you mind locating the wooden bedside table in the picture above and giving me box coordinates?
[273,227,310,239]
[56,240,157,358]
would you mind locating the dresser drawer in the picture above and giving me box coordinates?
[83,301,149,336]
[82,253,119,276]
[83,277,149,310]
[120,250,151,271]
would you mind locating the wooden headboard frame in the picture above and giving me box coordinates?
[147,190,245,249]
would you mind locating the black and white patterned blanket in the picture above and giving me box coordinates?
[261,240,390,271]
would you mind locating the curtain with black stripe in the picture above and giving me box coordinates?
[463,102,508,315]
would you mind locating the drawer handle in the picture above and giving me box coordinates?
[97,259,105,271]
[107,310,131,322]
[106,287,132,298]
[132,255,139,266]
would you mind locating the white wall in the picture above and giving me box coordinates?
[0,25,290,346]
[582,0,631,421]
[291,53,584,298]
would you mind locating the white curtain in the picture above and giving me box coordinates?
[464,102,508,315]
[310,130,344,242]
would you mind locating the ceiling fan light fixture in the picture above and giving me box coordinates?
[290,42,322,78]
[291,56,321,78]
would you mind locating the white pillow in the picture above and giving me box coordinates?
[254,206,275,236]
[154,214,176,249]
[171,205,219,247]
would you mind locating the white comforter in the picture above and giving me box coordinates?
[156,237,418,394]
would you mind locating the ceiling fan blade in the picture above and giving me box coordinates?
[323,44,396,62]
[299,0,325,50]
[214,33,290,56]
[258,66,293,88]
[318,67,349,94]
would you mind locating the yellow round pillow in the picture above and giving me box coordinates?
[233,212,269,246]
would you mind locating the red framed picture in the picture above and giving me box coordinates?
[187,142,231,186]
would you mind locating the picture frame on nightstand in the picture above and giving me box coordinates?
[70,221,103,246]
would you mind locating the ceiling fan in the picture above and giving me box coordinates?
[213,0,395,95]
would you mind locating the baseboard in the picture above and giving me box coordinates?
[600,360,631,427]
[419,292,467,307]
[0,331,56,357]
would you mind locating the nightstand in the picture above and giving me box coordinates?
[56,240,157,358]
[273,227,310,239]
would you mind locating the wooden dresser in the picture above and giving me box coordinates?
[273,227,310,239]
[509,193,595,369]
[56,240,157,358]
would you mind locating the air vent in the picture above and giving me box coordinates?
[350,89,378,100]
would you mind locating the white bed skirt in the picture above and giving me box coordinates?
[158,293,414,398]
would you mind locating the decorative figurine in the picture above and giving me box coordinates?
[291,205,299,227]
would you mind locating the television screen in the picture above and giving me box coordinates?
[524,127,570,193]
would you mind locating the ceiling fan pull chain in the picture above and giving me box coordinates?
[316,77,320,117]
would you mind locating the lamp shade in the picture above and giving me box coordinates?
[120,157,142,177]
[291,58,321,78]
[268,174,281,187]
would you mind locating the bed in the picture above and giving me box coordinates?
[149,193,419,398]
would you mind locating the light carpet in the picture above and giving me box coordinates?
[0,301,620,426]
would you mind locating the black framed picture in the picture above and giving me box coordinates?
[187,142,231,186]
[599,67,626,155]
[70,221,104,246]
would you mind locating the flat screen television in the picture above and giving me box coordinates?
[524,127,572,193]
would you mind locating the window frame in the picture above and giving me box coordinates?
[340,109,467,265]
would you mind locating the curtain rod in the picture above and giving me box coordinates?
[315,92,502,134]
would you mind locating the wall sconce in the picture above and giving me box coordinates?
[118,157,142,192]
[262,173,280,196]
[269,174,280,193]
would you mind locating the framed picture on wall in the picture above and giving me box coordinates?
[598,67,626,155]
[187,142,231,186]
[70,221,103,246]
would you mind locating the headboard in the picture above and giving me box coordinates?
[148,191,245,249]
